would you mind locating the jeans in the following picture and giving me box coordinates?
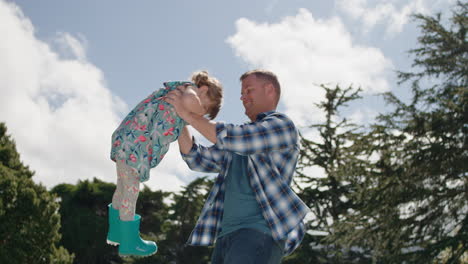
[210,228,284,264]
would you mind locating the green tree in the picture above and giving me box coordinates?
[331,2,467,263]
[130,176,214,264]
[52,179,120,264]
[164,176,213,263]
[52,178,170,264]
[0,123,74,264]
[284,85,372,263]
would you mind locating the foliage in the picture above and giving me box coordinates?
[51,178,170,264]
[128,176,213,264]
[0,123,33,178]
[50,171,212,264]
[285,85,372,263]
[330,2,468,263]
[0,123,74,264]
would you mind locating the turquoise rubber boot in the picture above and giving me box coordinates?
[106,204,120,246]
[118,214,157,257]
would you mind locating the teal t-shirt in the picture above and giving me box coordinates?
[218,153,271,238]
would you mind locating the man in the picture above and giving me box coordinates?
[165,70,310,264]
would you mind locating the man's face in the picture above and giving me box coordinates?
[241,75,270,121]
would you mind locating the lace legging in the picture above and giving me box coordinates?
[111,161,140,221]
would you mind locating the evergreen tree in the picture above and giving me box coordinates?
[0,123,74,264]
[0,122,33,178]
[52,178,170,264]
[52,179,119,264]
[131,176,213,264]
[331,2,467,263]
[165,176,213,263]
[284,85,372,263]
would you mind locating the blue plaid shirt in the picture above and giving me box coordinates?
[181,111,310,255]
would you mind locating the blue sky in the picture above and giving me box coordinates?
[0,0,456,192]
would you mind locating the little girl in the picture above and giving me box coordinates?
[106,71,223,257]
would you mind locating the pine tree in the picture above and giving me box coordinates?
[284,85,373,263]
[331,2,467,262]
[160,176,213,264]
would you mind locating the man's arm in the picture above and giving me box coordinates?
[214,113,298,155]
[180,112,217,144]
[178,125,225,174]
[178,126,193,154]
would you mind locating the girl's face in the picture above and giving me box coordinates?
[195,85,211,115]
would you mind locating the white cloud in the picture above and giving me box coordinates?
[53,32,88,61]
[147,143,194,193]
[226,8,393,126]
[336,0,457,35]
[348,107,379,125]
[0,0,197,192]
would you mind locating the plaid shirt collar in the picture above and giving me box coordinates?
[255,110,275,121]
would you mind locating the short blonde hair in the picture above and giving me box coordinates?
[191,71,223,119]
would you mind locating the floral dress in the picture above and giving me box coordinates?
[110,81,191,182]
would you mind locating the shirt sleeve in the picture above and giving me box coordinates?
[181,136,225,173]
[214,113,298,155]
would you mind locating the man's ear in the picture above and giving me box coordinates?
[265,83,275,97]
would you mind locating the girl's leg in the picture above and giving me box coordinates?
[111,162,124,210]
[116,161,141,221]
[115,161,157,256]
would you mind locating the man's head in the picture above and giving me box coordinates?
[239,69,281,121]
